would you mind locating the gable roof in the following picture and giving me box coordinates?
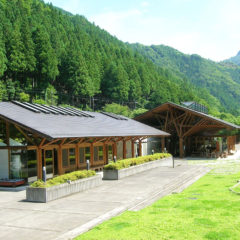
[0,102,170,140]
[135,101,240,130]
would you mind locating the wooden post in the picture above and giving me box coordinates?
[37,148,42,179]
[138,140,142,156]
[131,140,135,158]
[75,144,79,169]
[179,137,184,158]
[90,143,94,167]
[123,140,126,159]
[103,144,107,165]
[161,137,165,152]
[57,145,63,175]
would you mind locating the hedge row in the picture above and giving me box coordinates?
[103,153,171,170]
[30,170,96,188]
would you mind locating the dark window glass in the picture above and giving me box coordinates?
[99,146,103,161]
[0,120,7,146]
[79,147,84,163]
[94,146,98,161]
[85,147,90,161]
[45,150,53,174]
[69,148,76,165]
[62,149,68,167]
[28,150,37,177]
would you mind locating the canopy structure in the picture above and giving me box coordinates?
[0,101,169,181]
[135,102,240,158]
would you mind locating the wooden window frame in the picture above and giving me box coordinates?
[62,147,76,169]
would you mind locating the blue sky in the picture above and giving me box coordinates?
[46,0,240,61]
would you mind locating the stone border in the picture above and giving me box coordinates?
[103,156,172,180]
[26,174,102,202]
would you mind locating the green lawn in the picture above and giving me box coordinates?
[76,168,240,240]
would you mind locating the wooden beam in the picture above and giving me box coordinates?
[183,119,206,137]
[43,138,60,147]
[75,144,79,169]
[14,124,35,145]
[77,138,85,145]
[123,140,126,159]
[169,108,180,137]
[90,143,94,167]
[138,140,142,156]
[161,137,165,152]
[60,138,67,145]
[164,111,169,131]
[66,138,79,145]
[58,145,63,175]
[37,148,42,179]
[179,137,184,158]
[39,138,46,147]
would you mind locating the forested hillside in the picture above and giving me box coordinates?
[224,51,240,66]
[0,0,239,124]
[130,44,240,117]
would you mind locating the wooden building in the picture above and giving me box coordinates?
[135,102,240,158]
[0,101,169,182]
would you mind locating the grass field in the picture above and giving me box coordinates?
[76,160,240,240]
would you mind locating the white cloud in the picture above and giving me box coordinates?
[47,0,240,61]
[141,1,149,7]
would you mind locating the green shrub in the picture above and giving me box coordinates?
[30,170,96,188]
[104,153,171,170]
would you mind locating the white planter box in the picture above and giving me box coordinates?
[103,156,172,180]
[26,175,102,203]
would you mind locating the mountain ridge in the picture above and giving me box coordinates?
[0,0,239,124]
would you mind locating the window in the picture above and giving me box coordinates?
[79,147,90,164]
[85,147,90,161]
[93,146,104,162]
[94,146,98,161]
[62,148,76,167]
[79,147,85,163]
[69,148,76,165]
[99,146,103,161]
[27,150,37,177]
[62,149,68,167]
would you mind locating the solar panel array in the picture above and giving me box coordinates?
[101,112,128,120]
[12,101,94,118]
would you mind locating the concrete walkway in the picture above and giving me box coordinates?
[0,163,209,240]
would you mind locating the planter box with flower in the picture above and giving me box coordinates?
[26,170,101,203]
[103,153,172,180]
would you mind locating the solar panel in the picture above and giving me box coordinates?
[56,106,82,116]
[12,101,95,118]
[23,102,51,114]
[12,101,41,113]
[66,107,94,118]
[43,105,67,115]
[101,112,128,120]
[34,104,60,115]
[49,106,77,116]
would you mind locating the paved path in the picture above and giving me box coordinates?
[0,163,209,240]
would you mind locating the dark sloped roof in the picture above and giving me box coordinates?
[135,101,240,129]
[0,102,169,140]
